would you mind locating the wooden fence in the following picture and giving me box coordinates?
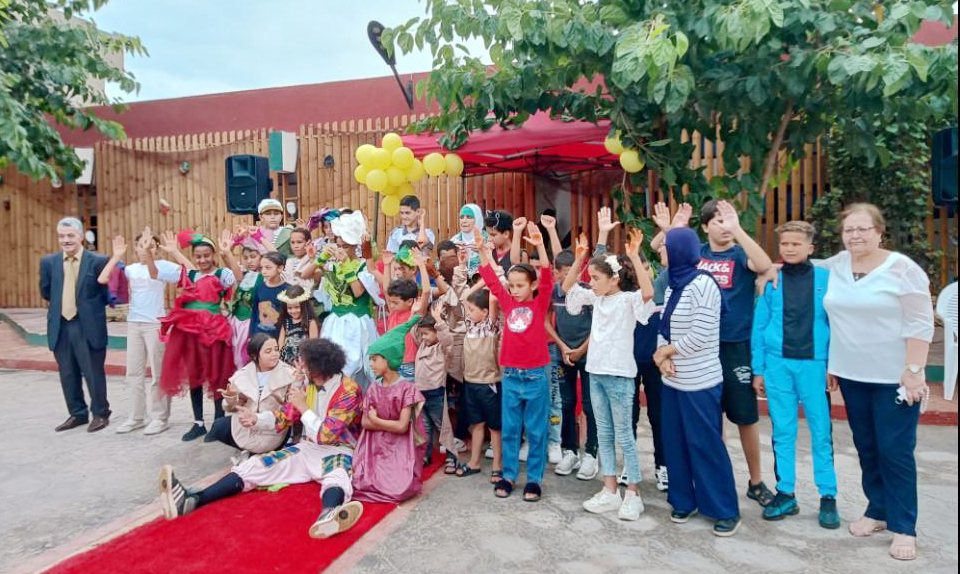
[0,114,956,308]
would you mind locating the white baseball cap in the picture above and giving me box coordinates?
[257,198,283,214]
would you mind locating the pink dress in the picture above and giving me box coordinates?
[351,379,426,503]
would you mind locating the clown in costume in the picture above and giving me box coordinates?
[159,230,236,442]
[314,211,382,390]
[352,315,427,503]
[158,338,365,539]
[449,203,486,275]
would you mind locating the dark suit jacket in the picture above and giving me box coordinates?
[39,250,110,351]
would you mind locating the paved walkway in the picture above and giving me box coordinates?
[4,369,956,574]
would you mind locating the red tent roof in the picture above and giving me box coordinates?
[401,112,619,176]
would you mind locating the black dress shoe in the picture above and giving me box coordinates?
[87,416,110,433]
[55,416,88,432]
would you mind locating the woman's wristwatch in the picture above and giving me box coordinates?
[905,364,923,375]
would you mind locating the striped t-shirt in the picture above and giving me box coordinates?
[657,274,723,391]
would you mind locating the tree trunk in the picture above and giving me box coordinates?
[758,102,794,198]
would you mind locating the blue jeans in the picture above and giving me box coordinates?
[502,366,550,485]
[591,374,642,484]
[420,387,446,463]
[839,378,920,536]
[547,344,564,446]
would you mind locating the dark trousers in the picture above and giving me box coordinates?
[559,357,597,456]
[633,362,666,468]
[421,387,445,462]
[190,386,224,422]
[662,384,739,521]
[54,318,109,418]
[839,378,920,536]
[205,415,239,448]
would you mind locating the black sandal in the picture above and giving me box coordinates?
[456,464,482,477]
[489,470,503,484]
[444,456,459,475]
[747,481,775,507]
[522,482,542,502]
[494,479,513,498]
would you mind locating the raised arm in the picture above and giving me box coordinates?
[625,229,654,301]
[159,231,196,271]
[596,206,620,249]
[561,234,590,294]
[218,230,245,281]
[541,213,563,258]
[412,247,431,315]
[714,201,772,274]
[98,235,127,285]
[509,216,527,268]
[523,221,550,268]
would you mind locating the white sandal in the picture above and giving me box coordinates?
[848,516,886,537]
[889,535,917,561]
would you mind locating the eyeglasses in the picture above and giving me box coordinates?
[841,226,875,236]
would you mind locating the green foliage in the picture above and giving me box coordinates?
[809,117,949,286]
[384,0,957,229]
[0,0,146,181]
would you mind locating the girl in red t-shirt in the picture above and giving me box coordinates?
[476,223,553,502]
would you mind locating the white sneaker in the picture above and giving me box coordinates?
[555,450,581,476]
[548,442,562,465]
[577,453,599,480]
[618,490,645,521]
[230,450,252,466]
[485,446,494,460]
[143,420,169,435]
[616,467,628,486]
[115,419,145,434]
[583,488,622,514]
[454,438,468,453]
[308,501,363,539]
[655,465,669,492]
[518,442,529,462]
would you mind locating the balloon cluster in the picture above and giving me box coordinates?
[354,132,465,217]
[603,133,645,174]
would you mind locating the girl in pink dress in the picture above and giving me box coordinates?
[352,315,426,503]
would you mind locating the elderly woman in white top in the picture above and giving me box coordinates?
[820,203,934,561]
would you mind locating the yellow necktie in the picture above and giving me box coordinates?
[62,255,78,320]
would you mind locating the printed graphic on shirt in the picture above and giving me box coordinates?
[698,258,735,289]
[733,365,752,384]
[506,307,534,333]
[258,301,280,328]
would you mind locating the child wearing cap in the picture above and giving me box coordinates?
[351,315,427,503]
[242,199,296,258]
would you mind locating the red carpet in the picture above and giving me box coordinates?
[45,457,444,574]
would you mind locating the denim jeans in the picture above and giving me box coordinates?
[421,387,446,463]
[547,344,564,446]
[634,362,666,468]
[590,373,641,484]
[502,366,550,485]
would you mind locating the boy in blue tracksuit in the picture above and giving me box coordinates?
[751,221,839,529]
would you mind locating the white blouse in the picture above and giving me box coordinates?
[821,251,934,384]
[566,285,654,378]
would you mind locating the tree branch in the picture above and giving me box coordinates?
[758,101,794,197]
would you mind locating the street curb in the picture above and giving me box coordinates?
[0,312,128,350]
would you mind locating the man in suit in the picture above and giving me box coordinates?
[40,217,112,432]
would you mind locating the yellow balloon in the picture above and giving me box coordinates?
[603,135,624,155]
[369,147,392,171]
[392,147,415,170]
[382,185,399,196]
[406,159,425,182]
[423,152,446,176]
[365,169,389,192]
[619,149,645,173]
[355,144,376,166]
[386,166,407,187]
[397,182,415,197]
[444,153,464,177]
[381,194,401,217]
[353,164,370,185]
[381,132,403,152]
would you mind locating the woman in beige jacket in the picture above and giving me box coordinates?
[204,333,298,453]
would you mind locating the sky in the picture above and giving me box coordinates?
[87,0,489,103]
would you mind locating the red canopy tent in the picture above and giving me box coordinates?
[401,111,620,176]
